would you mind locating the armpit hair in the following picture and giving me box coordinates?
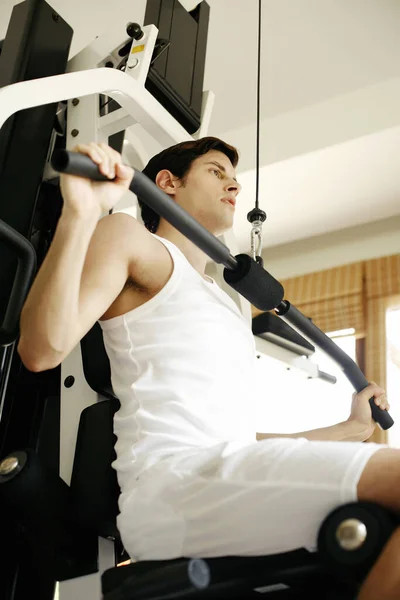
[123,276,148,293]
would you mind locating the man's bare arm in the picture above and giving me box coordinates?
[256,383,390,443]
[17,142,141,372]
[18,210,135,371]
[256,420,370,443]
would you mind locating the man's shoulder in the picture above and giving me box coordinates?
[101,212,172,289]
[100,211,160,254]
[101,210,146,235]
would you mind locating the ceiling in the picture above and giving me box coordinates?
[205,0,400,127]
[1,0,400,252]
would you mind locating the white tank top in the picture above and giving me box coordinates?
[99,235,257,489]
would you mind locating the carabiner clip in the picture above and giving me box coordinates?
[250,221,263,264]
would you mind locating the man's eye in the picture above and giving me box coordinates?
[211,169,221,178]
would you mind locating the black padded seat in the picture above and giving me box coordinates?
[101,550,338,600]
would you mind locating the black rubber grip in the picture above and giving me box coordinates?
[346,361,394,430]
[368,399,394,430]
[223,254,284,311]
[51,148,109,181]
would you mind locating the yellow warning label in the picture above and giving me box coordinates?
[131,44,145,54]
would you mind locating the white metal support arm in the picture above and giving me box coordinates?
[0,67,191,147]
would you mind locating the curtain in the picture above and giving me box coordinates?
[365,256,400,443]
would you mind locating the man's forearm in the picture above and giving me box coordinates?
[256,420,370,443]
[18,207,100,370]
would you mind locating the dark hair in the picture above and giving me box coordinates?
[137,136,239,233]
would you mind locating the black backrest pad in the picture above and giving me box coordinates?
[80,322,115,400]
[70,396,121,539]
[72,323,121,539]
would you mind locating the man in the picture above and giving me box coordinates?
[18,138,400,599]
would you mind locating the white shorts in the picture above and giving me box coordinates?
[117,437,385,560]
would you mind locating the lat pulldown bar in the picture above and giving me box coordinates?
[51,149,394,430]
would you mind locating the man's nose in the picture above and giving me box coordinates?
[225,179,241,195]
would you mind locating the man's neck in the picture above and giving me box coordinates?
[155,222,208,276]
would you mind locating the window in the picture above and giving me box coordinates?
[386,307,400,448]
[254,329,357,434]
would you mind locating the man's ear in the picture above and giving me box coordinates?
[155,170,179,196]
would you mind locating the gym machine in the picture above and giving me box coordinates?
[0,1,396,599]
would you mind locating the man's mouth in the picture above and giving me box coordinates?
[221,197,236,207]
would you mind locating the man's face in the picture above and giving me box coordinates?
[171,150,241,236]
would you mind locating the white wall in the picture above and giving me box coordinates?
[261,214,400,280]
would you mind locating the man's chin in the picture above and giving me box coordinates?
[213,223,233,238]
[201,216,234,238]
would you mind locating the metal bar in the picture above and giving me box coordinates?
[98,109,136,138]
[276,301,394,430]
